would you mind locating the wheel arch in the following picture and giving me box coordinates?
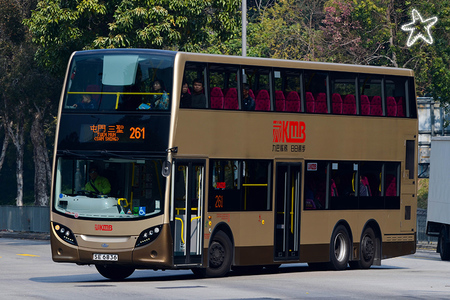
[331,219,354,249]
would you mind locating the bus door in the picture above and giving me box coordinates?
[274,163,301,261]
[171,160,204,265]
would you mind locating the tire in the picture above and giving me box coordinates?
[439,227,450,261]
[349,227,375,269]
[329,225,350,270]
[95,264,135,280]
[205,231,232,277]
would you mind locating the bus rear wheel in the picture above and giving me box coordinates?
[350,227,375,269]
[95,264,135,280]
[206,231,232,277]
[329,225,350,270]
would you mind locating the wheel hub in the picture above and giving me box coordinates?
[209,242,225,268]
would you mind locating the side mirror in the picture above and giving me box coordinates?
[162,161,171,177]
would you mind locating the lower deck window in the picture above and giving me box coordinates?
[304,160,400,210]
[208,160,272,211]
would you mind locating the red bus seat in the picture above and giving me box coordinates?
[314,93,328,113]
[210,87,224,109]
[360,95,370,115]
[224,88,238,110]
[306,92,315,113]
[387,96,397,116]
[255,90,270,111]
[369,96,382,116]
[396,97,405,117]
[285,91,301,112]
[343,94,356,115]
[275,90,285,112]
[332,93,343,114]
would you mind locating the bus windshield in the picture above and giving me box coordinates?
[54,158,166,219]
[63,51,174,112]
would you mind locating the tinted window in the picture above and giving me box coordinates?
[209,160,272,211]
[64,52,174,112]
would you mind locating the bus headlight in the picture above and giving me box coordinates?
[135,225,163,248]
[53,222,78,246]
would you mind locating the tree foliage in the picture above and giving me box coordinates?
[25,0,241,76]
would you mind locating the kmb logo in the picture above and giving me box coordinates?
[273,121,306,143]
[95,224,113,231]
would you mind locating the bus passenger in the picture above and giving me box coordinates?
[191,78,206,108]
[138,79,169,110]
[73,94,96,110]
[180,81,192,108]
[242,83,255,111]
[84,165,111,195]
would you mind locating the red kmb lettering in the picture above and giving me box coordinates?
[273,120,306,143]
[95,224,113,231]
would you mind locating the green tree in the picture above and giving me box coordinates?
[321,0,450,103]
[247,0,326,60]
[25,0,241,76]
[1,0,60,206]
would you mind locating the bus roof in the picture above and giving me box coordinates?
[71,48,414,77]
[176,52,414,77]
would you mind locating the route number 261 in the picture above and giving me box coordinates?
[130,127,145,139]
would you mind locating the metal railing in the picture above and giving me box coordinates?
[0,206,49,233]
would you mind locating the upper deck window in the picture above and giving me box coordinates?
[180,60,416,118]
[63,52,174,112]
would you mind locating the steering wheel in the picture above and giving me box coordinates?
[77,190,98,197]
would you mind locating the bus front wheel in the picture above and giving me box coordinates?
[329,225,350,270]
[206,231,232,277]
[95,264,135,280]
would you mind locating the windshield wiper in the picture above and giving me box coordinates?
[100,150,135,159]
[62,150,88,158]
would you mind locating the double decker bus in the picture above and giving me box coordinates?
[51,49,417,280]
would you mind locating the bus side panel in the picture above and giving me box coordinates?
[382,241,415,259]
[234,246,274,266]
[299,244,329,263]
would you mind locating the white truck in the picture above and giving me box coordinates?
[426,136,450,260]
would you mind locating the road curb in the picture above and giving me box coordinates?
[0,231,50,240]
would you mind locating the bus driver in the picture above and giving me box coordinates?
[84,165,111,195]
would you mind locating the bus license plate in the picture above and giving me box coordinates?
[93,254,118,261]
